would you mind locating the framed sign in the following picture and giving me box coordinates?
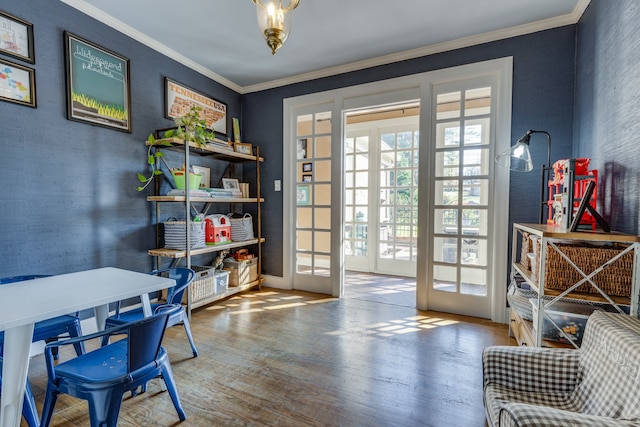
[165,77,227,136]
[0,58,35,107]
[0,11,34,63]
[64,32,131,132]
[234,142,252,155]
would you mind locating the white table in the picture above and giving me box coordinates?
[0,267,175,427]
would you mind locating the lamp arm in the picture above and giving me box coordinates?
[528,130,551,168]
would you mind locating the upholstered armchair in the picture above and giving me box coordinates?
[483,311,640,426]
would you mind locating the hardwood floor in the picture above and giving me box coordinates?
[24,287,514,426]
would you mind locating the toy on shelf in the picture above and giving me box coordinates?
[546,158,598,230]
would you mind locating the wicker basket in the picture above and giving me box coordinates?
[544,243,634,297]
[223,257,258,287]
[188,267,230,302]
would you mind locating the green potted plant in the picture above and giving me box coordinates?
[164,105,215,148]
[136,106,214,191]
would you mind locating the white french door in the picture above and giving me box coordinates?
[290,104,339,294]
[426,80,498,318]
[283,58,512,322]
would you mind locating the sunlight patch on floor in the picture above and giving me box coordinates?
[325,314,459,339]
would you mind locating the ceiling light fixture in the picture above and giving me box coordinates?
[252,0,300,55]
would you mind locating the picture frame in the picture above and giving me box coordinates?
[64,32,131,132]
[234,141,253,155]
[297,138,308,159]
[302,174,312,183]
[222,178,240,191]
[0,11,34,63]
[297,185,310,205]
[0,58,35,107]
[191,165,210,188]
[165,77,227,136]
[232,117,241,142]
[302,162,313,172]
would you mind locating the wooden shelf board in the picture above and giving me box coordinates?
[147,196,263,203]
[148,238,265,258]
[148,137,264,162]
[190,279,263,309]
[515,223,639,243]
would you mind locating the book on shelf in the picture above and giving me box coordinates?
[206,138,234,151]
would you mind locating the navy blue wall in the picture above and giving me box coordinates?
[243,27,577,277]
[0,1,241,277]
[2,0,633,318]
[574,0,640,235]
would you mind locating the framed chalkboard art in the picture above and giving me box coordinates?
[64,31,131,132]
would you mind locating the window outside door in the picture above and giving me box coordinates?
[344,113,419,277]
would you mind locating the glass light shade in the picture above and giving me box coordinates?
[256,1,293,54]
[495,141,533,172]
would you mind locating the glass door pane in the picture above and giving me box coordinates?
[296,111,332,277]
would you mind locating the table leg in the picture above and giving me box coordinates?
[94,304,109,331]
[0,323,34,427]
[141,293,152,317]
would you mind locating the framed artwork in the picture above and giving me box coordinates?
[232,117,241,142]
[0,58,35,107]
[302,162,313,172]
[234,142,253,155]
[297,138,308,159]
[302,174,312,183]
[0,11,34,63]
[165,77,227,136]
[222,178,240,191]
[64,32,131,132]
[297,185,310,205]
[192,165,210,188]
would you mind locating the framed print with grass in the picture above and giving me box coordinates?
[64,31,131,132]
[0,58,35,107]
[0,11,34,63]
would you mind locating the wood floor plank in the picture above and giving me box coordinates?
[23,287,514,426]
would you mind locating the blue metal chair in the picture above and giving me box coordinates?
[103,268,198,357]
[39,308,187,427]
[0,357,39,427]
[0,275,84,360]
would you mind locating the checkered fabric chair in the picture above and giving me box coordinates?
[483,311,640,426]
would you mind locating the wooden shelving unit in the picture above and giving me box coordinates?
[147,137,264,313]
[509,223,639,348]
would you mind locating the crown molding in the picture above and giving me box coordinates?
[60,0,243,93]
[243,0,591,93]
[62,0,590,95]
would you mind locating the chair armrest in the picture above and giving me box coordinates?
[483,346,580,394]
[499,402,639,427]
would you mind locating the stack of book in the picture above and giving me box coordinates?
[207,138,233,151]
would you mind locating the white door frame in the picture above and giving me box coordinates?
[282,57,512,322]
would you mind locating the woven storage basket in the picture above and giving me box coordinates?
[544,243,634,297]
[190,266,216,302]
[229,213,254,241]
[223,257,258,287]
[162,220,206,249]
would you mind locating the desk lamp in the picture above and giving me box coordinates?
[496,129,551,223]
